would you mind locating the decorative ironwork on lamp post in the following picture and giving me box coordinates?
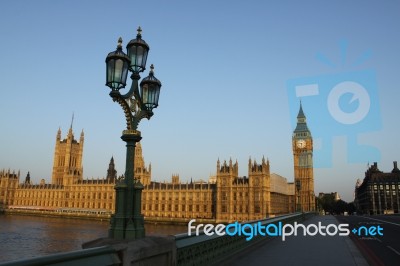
[105,27,162,240]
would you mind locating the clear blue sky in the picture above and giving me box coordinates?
[1,1,399,202]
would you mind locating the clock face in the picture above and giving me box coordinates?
[297,139,306,148]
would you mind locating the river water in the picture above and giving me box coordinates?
[0,214,187,263]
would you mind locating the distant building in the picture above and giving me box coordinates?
[354,162,400,214]
[1,104,316,221]
[0,170,19,208]
[318,192,341,201]
[141,157,295,223]
[9,127,116,213]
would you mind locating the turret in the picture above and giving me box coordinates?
[249,157,270,174]
[51,120,84,185]
[133,141,151,185]
[172,174,180,184]
[392,161,400,173]
[56,128,61,141]
[217,158,239,177]
[80,129,84,142]
[68,113,74,138]
[24,172,31,185]
[106,156,117,182]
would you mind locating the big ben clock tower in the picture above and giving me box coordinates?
[292,102,315,212]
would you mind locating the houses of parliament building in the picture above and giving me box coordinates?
[0,104,315,223]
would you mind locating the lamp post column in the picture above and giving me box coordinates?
[121,130,142,239]
[134,180,145,238]
[109,180,127,239]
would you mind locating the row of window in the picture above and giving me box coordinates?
[221,205,249,213]
[372,184,400,190]
[221,191,262,200]
[143,212,212,219]
[16,191,63,198]
[142,192,211,200]
[373,190,397,195]
[143,203,211,213]
[65,192,113,200]
[70,186,113,191]
[0,182,19,188]
[369,202,399,210]
[68,202,112,209]
[14,192,113,200]
[13,200,114,210]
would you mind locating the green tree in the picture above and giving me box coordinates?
[346,202,356,215]
[332,200,347,215]
[319,194,335,214]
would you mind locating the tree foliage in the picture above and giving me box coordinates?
[316,194,356,215]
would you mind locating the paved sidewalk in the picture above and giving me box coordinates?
[226,215,368,266]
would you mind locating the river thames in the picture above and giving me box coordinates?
[0,214,187,263]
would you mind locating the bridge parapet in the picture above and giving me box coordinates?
[0,246,121,266]
[175,212,315,266]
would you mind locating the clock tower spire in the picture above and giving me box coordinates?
[292,102,315,212]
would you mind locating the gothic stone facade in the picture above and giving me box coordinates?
[1,125,296,223]
[6,128,117,213]
[0,170,19,208]
[292,103,315,212]
[142,159,295,223]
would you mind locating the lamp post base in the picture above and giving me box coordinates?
[108,130,145,240]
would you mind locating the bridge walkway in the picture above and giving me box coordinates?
[224,215,368,266]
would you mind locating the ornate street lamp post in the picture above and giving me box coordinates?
[105,27,162,240]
